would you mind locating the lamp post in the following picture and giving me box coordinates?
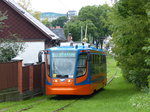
[96,37,105,49]
[99,37,105,49]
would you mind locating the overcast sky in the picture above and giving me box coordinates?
[15,0,113,14]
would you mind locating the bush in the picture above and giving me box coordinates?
[109,0,150,89]
[0,36,25,62]
[130,93,150,111]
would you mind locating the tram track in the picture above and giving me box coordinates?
[0,97,49,112]
[51,70,118,112]
[107,69,118,85]
[52,99,79,112]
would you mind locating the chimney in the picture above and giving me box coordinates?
[67,33,73,41]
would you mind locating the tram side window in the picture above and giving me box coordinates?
[100,55,106,73]
[90,54,100,75]
[76,54,87,77]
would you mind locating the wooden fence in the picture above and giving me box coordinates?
[0,61,19,91]
[0,61,45,102]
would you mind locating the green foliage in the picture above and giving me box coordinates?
[17,0,32,13]
[64,19,96,41]
[64,5,111,41]
[0,11,7,31]
[0,35,25,63]
[109,0,150,88]
[79,5,111,38]
[51,16,68,28]
[130,93,150,111]
[64,19,84,41]
[32,11,41,20]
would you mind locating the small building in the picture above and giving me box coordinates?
[50,26,66,41]
[0,0,60,64]
[67,10,77,20]
[40,12,66,22]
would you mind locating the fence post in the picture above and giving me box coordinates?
[17,60,23,94]
[41,63,45,93]
[29,65,34,91]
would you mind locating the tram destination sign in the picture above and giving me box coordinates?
[52,51,76,57]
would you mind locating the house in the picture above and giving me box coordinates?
[67,10,77,20]
[50,26,66,41]
[0,0,60,64]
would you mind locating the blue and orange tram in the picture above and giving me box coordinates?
[41,43,107,95]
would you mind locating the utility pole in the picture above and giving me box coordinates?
[81,26,83,42]
[83,25,88,42]
[85,24,88,39]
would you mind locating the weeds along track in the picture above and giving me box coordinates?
[107,69,118,85]
[52,98,79,112]
[0,96,49,112]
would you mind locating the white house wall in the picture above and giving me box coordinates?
[17,41,45,64]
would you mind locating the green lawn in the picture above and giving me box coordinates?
[0,55,149,112]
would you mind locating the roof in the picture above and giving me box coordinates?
[46,42,105,54]
[50,28,66,40]
[3,0,59,40]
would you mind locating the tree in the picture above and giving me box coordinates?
[64,19,83,41]
[32,11,41,20]
[51,16,68,28]
[64,18,97,42]
[109,0,150,89]
[78,5,111,42]
[0,12,24,62]
[16,0,32,12]
[64,5,111,43]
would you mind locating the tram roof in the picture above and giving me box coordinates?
[46,45,105,53]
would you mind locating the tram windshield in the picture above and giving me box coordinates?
[52,51,76,78]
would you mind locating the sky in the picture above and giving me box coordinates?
[15,0,113,14]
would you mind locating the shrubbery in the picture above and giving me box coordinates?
[109,0,150,89]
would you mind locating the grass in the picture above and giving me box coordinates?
[0,55,149,112]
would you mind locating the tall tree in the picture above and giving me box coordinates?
[64,5,111,43]
[109,0,150,88]
[78,5,111,41]
[51,16,68,28]
[16,0,32,12]
[64,19,96,41]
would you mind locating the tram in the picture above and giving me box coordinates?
[40,42,107,95]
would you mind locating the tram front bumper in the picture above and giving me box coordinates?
[46,84,92,95]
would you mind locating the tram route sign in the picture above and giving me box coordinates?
[52,51,76,57]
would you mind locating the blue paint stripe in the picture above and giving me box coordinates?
[45,81,52,85]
